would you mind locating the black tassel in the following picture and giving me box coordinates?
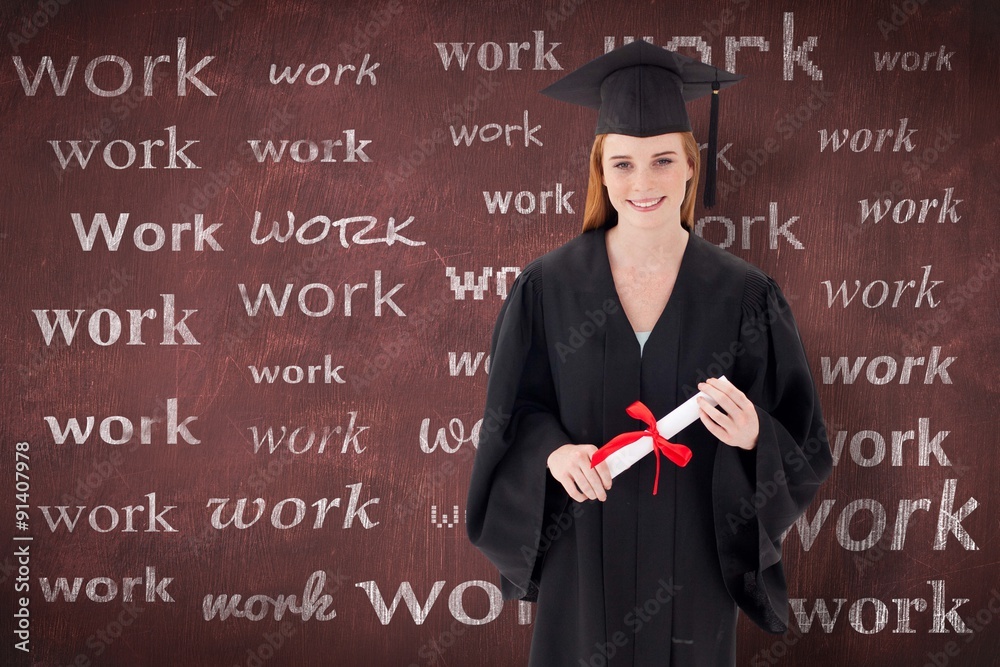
[704,78,720,209]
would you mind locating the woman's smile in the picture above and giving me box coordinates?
[627,196,665,211]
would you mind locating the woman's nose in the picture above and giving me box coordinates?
[631,166,655,193]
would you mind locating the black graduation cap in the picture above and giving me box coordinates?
[539,39,744,208]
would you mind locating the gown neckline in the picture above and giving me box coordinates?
[598,224,695,344]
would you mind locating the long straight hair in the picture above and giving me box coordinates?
[581,132,700,233]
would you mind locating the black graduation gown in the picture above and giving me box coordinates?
[466,224,833,667]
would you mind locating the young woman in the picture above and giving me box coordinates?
[467,40,832,667]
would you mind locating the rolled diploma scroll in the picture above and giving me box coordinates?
[600,375,729,478]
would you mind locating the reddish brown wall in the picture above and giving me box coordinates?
[1,0,997,665]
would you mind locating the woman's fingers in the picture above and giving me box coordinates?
[549,444,613,502]
[593,459,613,491]
[580,445,612,499]
[696,378,760,450]
[562,478,588,503]
[698,379,738,418]
[696,397,730,440]
[569,469,600,501]
[571,461,608,501]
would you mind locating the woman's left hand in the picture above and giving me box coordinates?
[696,377,759,451]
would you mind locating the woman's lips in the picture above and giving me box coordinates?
[627,196,665,212]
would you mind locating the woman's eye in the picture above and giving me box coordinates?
[613,162,630,169]
[656,158,673,166]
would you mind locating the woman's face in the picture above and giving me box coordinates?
[601,132,694,228]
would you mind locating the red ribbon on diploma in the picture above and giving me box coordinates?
[590,400,693,495]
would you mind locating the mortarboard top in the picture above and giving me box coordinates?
[539,39,745,208]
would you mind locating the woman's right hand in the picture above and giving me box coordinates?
[546,444,613,502]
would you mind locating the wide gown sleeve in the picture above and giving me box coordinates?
[712,266,834,633]
[466,260,574,602]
